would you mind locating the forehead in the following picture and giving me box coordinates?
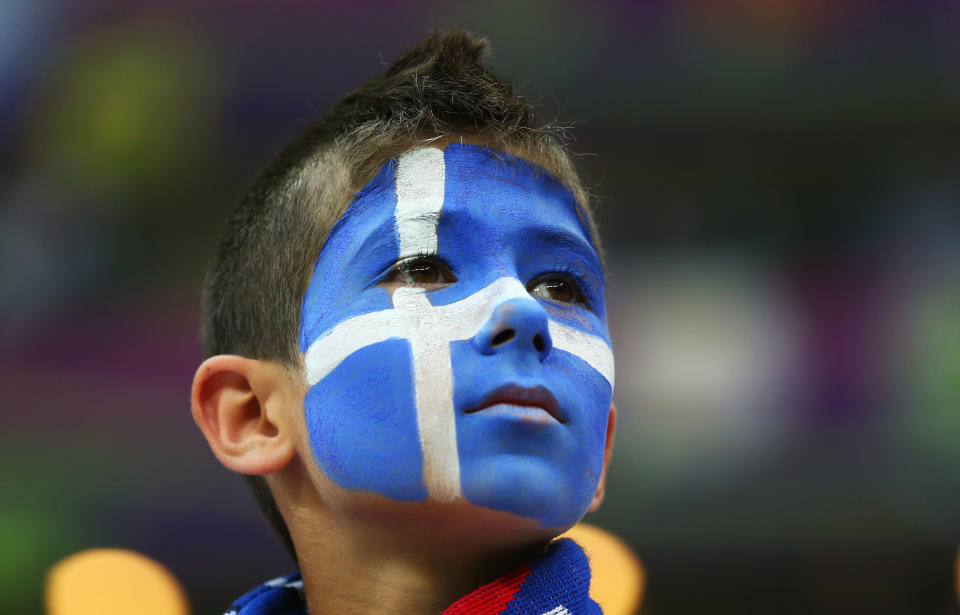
[437,144,593,239]
[329,144,596,257]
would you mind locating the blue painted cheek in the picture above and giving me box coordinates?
[301,286,395,354]
[303,338,427,501]
[450,340,612,528]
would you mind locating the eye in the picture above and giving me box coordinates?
[528,275,589,308]
[384,255,456,287]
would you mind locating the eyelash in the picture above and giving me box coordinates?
[382,253,456,286]
[528,266,593,310]
[381,255,593,310]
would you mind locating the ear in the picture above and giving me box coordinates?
[587,402,616,514]
[191,355,296,475]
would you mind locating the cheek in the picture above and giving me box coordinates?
[548,349,612,463]
[545,349,612,484]
[541,351,613,526]
[303,339,428,501]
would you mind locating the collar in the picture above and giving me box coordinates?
[224,538,600,615]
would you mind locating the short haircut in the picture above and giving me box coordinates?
[201,29,601,561]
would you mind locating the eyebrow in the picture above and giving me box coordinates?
[439,205,598,259]
[527,226,600,262]
[336,212,402,278]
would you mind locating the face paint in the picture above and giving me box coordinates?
[300,144,614,527]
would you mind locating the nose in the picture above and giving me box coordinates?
[472,297,553,362]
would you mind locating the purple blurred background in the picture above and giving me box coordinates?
[2,1,960,613]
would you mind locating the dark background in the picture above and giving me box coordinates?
[2,1,959,613]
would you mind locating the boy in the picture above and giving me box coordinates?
[191,30,616,614]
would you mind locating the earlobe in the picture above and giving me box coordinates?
[191,355,296,475]
[587,402,616,514]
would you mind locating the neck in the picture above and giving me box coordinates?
[275,464,557,614]
[296,517,548,614]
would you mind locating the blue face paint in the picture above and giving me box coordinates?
[299,144,613,528]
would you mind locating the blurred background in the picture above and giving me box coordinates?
[2,1,959,613]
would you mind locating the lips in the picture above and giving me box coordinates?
[465,384,564,423]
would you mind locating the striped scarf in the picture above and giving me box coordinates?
[224,538,600,614]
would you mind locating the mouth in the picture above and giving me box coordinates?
[465,385,564,424]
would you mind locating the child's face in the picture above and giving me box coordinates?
[298,144,614,528]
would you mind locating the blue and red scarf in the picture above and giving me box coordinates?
[224,538,601,614]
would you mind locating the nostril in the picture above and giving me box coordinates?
[491,329,515,347]
[533,334,546,353]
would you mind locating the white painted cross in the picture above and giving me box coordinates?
[304,277,614,501]
[302,147,614,502]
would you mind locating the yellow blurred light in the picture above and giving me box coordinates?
[45,549,189,615]
[560,523,645,615]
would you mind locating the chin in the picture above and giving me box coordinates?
[459,455,596,530]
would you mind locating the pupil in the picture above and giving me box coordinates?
[547,280,572,302]
[409,263,435,283]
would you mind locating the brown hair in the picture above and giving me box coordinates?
[201,29,600,561]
